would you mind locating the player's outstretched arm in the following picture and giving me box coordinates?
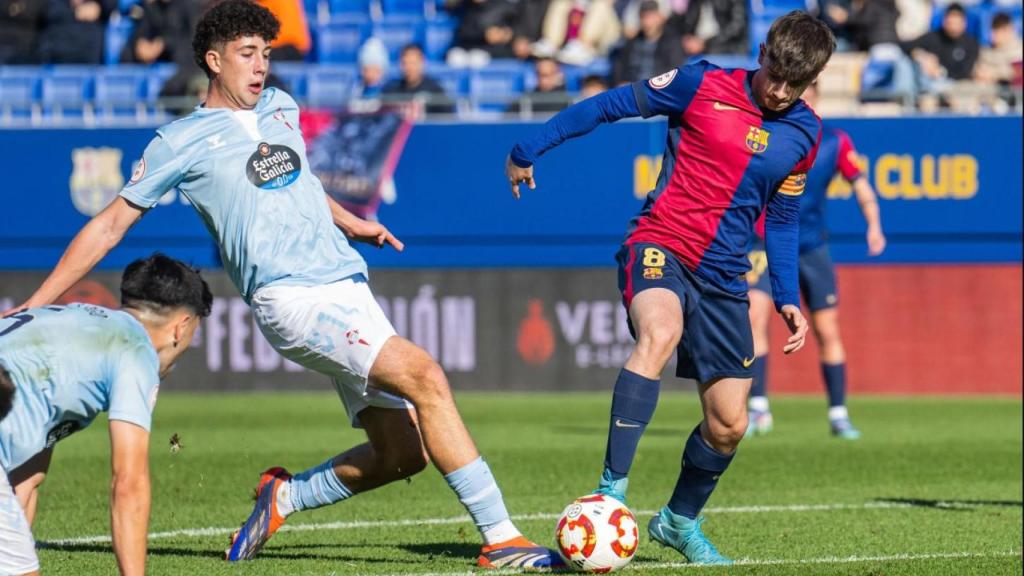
[325,195,404,251]
[3,198,143,316]
[506,84,642,197]
[109,419,151,576]
[852,176,886,256]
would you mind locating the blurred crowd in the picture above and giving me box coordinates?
[0,0,1020,115]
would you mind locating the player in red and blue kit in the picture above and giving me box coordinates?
[505,11,835,565]
[745,82,886,439]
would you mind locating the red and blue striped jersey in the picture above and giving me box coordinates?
[626,62,821,307]
[510,61,822,309]
[799,127,862,253]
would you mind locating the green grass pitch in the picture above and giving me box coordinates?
[33,392,1022,575]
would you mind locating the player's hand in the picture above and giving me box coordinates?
[1,302,31,318]
[779,304,808,354]
[345,219,404,252]
[866,226,886,256]
[505,155,535,199]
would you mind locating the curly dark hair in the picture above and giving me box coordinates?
[0,363,15,422]
[121,253,213,318]
[764,11,836,87]
[192,0,280,77]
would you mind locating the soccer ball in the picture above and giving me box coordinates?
[555,494,639,573]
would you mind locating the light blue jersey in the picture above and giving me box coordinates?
[0,305,159,471]
[120,88,367,303]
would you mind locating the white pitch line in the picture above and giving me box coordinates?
[35,500,969,547]
[376,551,1023,576]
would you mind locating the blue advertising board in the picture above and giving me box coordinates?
[0,116,1020,270]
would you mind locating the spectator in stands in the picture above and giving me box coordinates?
[579,72,608,97]
[39,0,117,64]
[355,37,390,100]
[976,12,1023,86]
[672,0,747,55]
[907,3,979,82]
[509,56,570,114]
[120,0,202,65]
[256,0,310,61]
[0,0,47,63]
[383,44,456,114]
[894,0,931,42]
[828,0,900,51]
[446,0,518,67]
[512,0,551,60]
[616,0,669,40]
[612,0,683,85]
[535,0,622,65]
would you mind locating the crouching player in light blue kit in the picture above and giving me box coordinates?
[0,254,211,576]
[10,0,561,569]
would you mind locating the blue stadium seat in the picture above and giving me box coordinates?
[317,16,371,64]
[145,63,178,101]
[373,15,425,62]
[42,67,94,118]
[0,67,42,121]
[425,63,468,96]
[95,66,147,105]
[272,62,309,99]
[304,0,326,22]
[748,15,773,55]
[469,62,525,111]
[758,0,807,13]
[307,65,356,107]
[424,16,456,61]
[382,0,426,15]
[329,0,371,16]
[105,18,134,65]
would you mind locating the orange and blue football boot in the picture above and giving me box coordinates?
[225,467,292,561]
[477,535,566,570]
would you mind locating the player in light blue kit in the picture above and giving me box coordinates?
[11,0,561,569]
[0,254,211,576]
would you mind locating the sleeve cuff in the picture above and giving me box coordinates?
[510,145,533,168]
[108,412,151,432]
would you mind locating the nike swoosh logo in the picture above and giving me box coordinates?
[743,357,755,368]
[713,101,742,112]
[615,419,641,429]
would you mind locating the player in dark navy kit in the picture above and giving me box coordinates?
[506,11,835,565]
[745,82,886,440]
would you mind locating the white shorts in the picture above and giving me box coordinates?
[0,469,38,575]
[252,275,412,427]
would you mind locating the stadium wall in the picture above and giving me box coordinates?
[0,117,1020,395]
[0,265,1019,396]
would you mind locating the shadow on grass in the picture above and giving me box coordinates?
[37,541,396,563]
[875,497,1024,511]
[399,542,482,562]
[551,425,683,438]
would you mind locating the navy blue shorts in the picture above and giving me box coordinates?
[746,244,839,313]
[618,242,754,384]
[798,245,839,312]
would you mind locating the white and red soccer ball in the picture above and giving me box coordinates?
[555,494,639,573]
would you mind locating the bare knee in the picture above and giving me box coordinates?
[704,411,747,452]
[405,360,452,409]
[633,323,681,365]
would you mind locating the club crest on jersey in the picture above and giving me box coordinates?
[649,69,677,90]
[745,126,770,154]
[246,142,301,189]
